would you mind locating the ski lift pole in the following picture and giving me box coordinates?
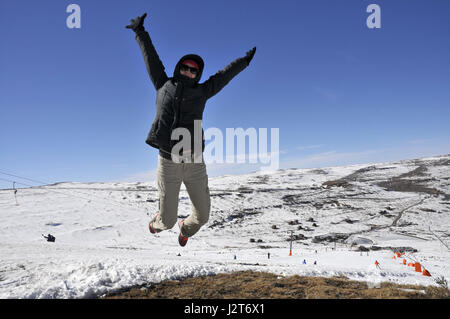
[13,181,19,206]
[289,230,293,256]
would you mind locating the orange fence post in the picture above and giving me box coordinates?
[414,262,422,273]
[422,269,431,277]
[402,259,406,265]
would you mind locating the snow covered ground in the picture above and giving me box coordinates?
[0,155,449,298]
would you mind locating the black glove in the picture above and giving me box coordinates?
[245,47,256,65]
[125,13,147,32]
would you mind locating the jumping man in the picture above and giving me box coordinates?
[126,13,256,246]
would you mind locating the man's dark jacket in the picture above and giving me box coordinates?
[134,29,249,161]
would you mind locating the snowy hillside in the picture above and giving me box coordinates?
[0,155,449,298]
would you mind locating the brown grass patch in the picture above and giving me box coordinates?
[102,271,449,299]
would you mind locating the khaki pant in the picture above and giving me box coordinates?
[150,154,211,237]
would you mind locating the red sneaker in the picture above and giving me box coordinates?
[149,213,158,234]
[178,219,188,247]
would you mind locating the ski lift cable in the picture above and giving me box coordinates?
[0,169,159,208]
[0,176,112,205]
[0,169,155,206]
[0,176,150,215]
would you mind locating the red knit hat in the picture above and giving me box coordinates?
[181,59,199,70]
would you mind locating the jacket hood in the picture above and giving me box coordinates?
[173,54,204,87]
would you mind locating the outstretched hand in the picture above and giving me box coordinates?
[245,47,256,65]
[125,13,147,32]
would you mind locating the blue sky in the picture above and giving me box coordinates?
[1,0,449,188]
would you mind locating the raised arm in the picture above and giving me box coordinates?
[203,47,256,99]
[126,13,168,90]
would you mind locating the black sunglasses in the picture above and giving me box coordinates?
[180,64,199,74]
